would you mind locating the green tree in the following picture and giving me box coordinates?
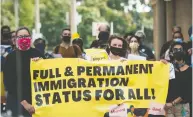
[77,0,134,48]
[19,0,34,29]
[39,0,70,48]
[1,0,34,30]
[1,0,15,29]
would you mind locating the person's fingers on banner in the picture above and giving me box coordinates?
[29,106,35,115]
[26,104,35,114]
[160,59,168,64]
[21,100,35,114]
[120,59,127,63]
[164,103,173,110]
[188,48,192,55]
[32,57,42,62]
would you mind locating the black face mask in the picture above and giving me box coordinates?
[173,51,185,61]
[110,46,124,56]
[35,43,46,54]
[62,36,71,43]
[98,31,109,42]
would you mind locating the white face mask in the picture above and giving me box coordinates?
[129,42,139,51]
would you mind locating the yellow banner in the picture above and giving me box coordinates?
[1,72,5,97]
[85,49,109,61]
[31,58,169,117]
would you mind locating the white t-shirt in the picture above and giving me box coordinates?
[169,63,175,80]
[127,54,146,60]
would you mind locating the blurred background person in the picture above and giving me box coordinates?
[165,42,192,117]
[3,27,45,117]
[90,24,110,49]
[124,32,135,44]
[126,35,148,60]
[1,31,16,75]
[90,40,99,48]
[72,38,86,59]
[162,31,185,61]
[4,31,16,53]
[1,26,12,45]
[53,28,82,58]
[106,35,127,60]
[98,31,110,49]
[172,26,181,35]
[160,26,182,59]
[135,31,155,60]
[34,38,54,59]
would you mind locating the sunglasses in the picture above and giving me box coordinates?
[173,48,183,53]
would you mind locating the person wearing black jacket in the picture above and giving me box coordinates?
[90,24,110,49]
[165,42,192,117]
[1,25,12,45]
[3,27,45,117]
[160,26,182,59]
[135,31,155,60]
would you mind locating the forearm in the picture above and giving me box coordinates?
[172,97,183,105]
[21,100,28,105]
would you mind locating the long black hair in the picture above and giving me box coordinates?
[127,35,141,51]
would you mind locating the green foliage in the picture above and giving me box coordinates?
[1,1,15,29]
[19,0,34,29]
[77,0,144,48]
[1,0,153,49]
[39,0,69,47]
[1,0,34,30]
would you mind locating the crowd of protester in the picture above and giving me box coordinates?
[0,24,192,117]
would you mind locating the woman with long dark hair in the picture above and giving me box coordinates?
[126,35,148,60]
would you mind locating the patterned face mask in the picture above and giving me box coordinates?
[16,36,32,51]
[129,42,139,51]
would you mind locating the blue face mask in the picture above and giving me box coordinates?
[174,38,183,43]
[190,34,193,41]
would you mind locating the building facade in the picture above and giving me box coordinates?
[151,0,192,59]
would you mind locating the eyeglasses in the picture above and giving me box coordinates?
[16,35,31,40]
[173,48,183,53]
[16,35,31,38]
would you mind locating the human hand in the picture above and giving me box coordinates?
[31,57,42,62]
[21,100,35,114]
[164,103,173,110]
[188,48,192,55]
[160,59,168,64]
[120,59,127,63]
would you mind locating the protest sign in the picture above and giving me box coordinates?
[30,58,169,117]
[127,54,146,60]
[85,49,109,61]
[0,72,6,103]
